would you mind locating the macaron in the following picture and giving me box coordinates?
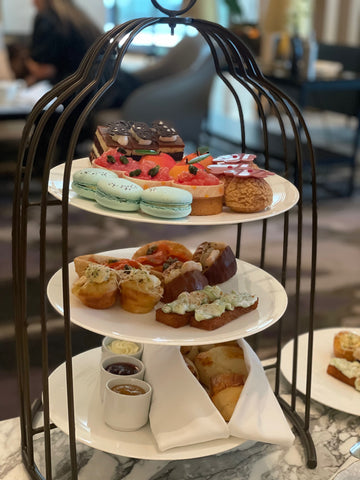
[140,186,192,219]
[95,177,143,211]
[72,168,118,200]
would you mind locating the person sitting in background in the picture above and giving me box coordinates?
[26,0,101,86]
[26,0,141,108]
[25,0,142,168]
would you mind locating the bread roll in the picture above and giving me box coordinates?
[209,372,245,395]
[194,345,247,388]
[183,357,200,380]
[180,345,200,362]
[211,385,244,421]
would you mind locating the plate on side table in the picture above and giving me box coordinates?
[48,347,247,460]
[48,158,300,226]
[281,327,360,416]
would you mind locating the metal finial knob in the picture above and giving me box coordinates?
[151,0,197,17]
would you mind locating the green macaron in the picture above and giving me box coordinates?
[140,186,192,219]
[72,168,118,200]
[95,177,143,212]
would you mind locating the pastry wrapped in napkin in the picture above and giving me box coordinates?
[142,339,294,451]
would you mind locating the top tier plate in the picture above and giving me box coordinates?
[48,158,299,226]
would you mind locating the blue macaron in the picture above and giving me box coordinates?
[95,177,143,211]
[140,186,192,219]
[72,168,118,200]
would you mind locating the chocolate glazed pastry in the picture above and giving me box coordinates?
[162,268,209,303]
[192,242,237,285]
[130,121,158,159]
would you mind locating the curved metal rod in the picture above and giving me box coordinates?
[13,12,318,477]
[151,0,197,16]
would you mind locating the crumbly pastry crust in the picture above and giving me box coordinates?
[224,176,273,213]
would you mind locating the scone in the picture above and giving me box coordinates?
[210,373,245,421]
[194,345,247,388]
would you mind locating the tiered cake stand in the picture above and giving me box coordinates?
[12,1,318,479]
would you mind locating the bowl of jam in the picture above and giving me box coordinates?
[104,377,152,431]
[101,337,143,361]
[100,354,145,400]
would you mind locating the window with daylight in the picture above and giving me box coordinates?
[103,0,187,48]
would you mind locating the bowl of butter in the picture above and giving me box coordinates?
[101,337,143,362]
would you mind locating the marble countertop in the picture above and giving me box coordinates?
[0,396,359,480]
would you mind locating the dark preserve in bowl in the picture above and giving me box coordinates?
[105,362,140,376]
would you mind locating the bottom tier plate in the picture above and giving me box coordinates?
[48,347,247,460]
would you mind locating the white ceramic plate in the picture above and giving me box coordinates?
[281,328,360,416]
[48,347,246,460]
[47,248,287,345]
[48,158,299,226]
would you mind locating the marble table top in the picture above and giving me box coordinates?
[0,396,359,480]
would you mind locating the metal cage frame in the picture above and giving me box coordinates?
[12,1,318,478]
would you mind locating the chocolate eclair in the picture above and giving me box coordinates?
[192,242,237,285]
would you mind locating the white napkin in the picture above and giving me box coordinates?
[143,339,294,451]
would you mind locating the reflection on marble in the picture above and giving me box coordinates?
[1,396,359,480]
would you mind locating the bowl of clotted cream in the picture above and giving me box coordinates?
[101,337,143,362]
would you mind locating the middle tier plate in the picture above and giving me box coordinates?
[47,247,287,345]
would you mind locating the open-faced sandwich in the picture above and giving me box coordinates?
[74,253,144,277]
[132,240,193,272]
[326,330,360,391]
[156,285,258,330]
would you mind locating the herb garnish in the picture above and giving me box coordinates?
[148,165,160,177]
[106,155,116,164]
